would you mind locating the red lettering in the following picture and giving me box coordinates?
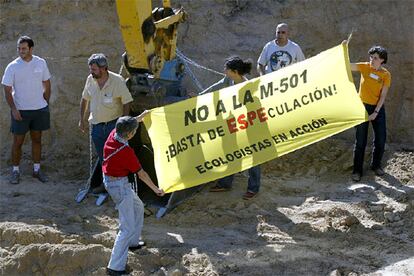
[237,114,248,130]
[227,108,268,133]
[226,117,238,133]
[257,107,268,122]
[247,111,257,125]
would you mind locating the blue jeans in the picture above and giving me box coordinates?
[91,120,117,162]
[104,175,144,271]
[353,104,386,175]
[217,166,261,193]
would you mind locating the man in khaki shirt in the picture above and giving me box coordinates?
[79,53,133,162]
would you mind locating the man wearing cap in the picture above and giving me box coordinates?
[79,53,133,166]
[2,35,51,184]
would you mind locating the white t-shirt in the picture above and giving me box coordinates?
[1,55,51,110]
[257,39,305,73]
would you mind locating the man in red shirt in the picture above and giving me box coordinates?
[102,112,164,275]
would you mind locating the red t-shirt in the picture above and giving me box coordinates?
[102,129,142,177]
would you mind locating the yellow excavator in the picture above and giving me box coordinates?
[116,0,188,112]
[80,0,198,216]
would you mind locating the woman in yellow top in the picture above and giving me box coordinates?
[350,45,391,182]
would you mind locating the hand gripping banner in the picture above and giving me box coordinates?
[143,43,367,193]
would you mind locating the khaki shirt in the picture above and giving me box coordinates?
[82,71,133,124]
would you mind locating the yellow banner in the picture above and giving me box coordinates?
[143,44,367,193]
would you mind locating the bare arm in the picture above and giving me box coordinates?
[3,85,22,121]
[137,169,164,196]
[135,110,149,122]
[350,63,358,71]
[78,98,89,133]
[43,79,51,104]
[257,64,266,76]
[122,102,130,116]
[368,86,389,121]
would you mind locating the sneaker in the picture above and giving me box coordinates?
[129,240,146,251]
[10,170,20,184]
[33,170,48,183]
[242,191,257,200]
[373,168,385,176]
[106,267,127,276]
[351,173,361,182]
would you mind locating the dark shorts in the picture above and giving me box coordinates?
[11,106,50,135]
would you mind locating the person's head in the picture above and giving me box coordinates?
[368,46,388,68]
[88,53,108,79]
[17,36,34,60]
[224,56,252,81]
[115,116,138,140]
[275,23,289,45]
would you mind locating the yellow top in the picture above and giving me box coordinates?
[82,71,133,124]
[357,62,391,105]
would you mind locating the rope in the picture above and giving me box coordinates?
[176,49,225,76]
[89,123,93,179]
[176,48,226,93]
[180,57,204,92]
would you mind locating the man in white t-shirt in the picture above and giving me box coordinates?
[257,23,305,75]
[2,36,51,184]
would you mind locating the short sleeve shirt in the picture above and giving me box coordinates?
[356,62,391,105]
[1,55,51,110]
[102,129,142,177]
[82,71,133,124]
[257,40,305,73]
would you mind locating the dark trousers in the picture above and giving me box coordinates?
[218,166,261,193]
[91,119,117,162]
[353,104,386,175]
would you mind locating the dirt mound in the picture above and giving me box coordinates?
[2,141,413,275]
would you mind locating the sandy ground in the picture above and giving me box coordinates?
[1,139,413,276]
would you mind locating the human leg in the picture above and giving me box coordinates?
[353,121,369,176]
[105,179,136,271]
[130,190,145,247]
[247,165,261,193]
[12,134,25,167]
[211,174,234,191]
[30,130,42,164]
[371,107,386,173]
[91,124,106,162]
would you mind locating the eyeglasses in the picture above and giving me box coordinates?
[277,31,286,34]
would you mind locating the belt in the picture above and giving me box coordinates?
[95,118,117,126]
[104,174,126,181]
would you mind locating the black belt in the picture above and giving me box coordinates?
[95,118,117,126]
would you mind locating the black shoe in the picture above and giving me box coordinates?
[372,167,385,176]
[33,170,48,183]
[106,267,127,276]
[351,173,361,182]
[129,240,146,251]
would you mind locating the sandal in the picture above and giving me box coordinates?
[242,191,257,200]
[209,185,231,192]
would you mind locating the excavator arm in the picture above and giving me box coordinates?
[115,0,186,77]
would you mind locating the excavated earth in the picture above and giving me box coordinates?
[1,140,413,275]
[0,1,413,275]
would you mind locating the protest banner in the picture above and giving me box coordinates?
[143,43,367,193]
